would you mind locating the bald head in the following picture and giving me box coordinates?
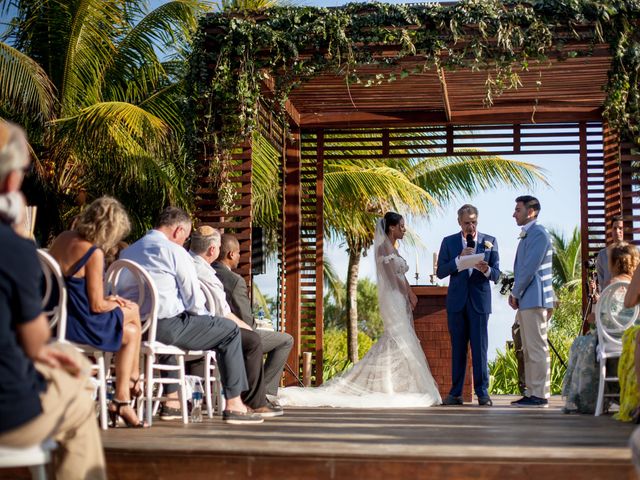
[217,233,241,269]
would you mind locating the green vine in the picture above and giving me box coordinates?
[186,0,640,212]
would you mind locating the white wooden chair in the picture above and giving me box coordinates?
[594,281,640,416]
[0,439,56,480]
[106,259,189,426]
[36,249,109,430]
[195,283,225,417]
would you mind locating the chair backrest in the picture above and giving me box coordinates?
[595,281,640,355]
[199,281,216,315]
[106,259,159,341]
[37,249,68,338]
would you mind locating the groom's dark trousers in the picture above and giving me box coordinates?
[437,233,500,398]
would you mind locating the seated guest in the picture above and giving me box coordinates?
[563,242,639,414]
[49,196,146,428]
[595,215,626,291]
[0,121,106,478]
[186,227,279,418]
[192,227,292,408]
[616,246,640,422]
[119,207,264,423]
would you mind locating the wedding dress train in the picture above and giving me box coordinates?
[277,220,442,408]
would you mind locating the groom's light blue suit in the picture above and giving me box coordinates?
[512,222,554,309]
[437,232,500,398]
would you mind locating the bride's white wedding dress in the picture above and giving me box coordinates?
[277,220,442,408]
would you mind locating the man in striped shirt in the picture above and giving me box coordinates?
[509,195,554,408]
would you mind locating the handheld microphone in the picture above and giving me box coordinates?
[466,234,475,248]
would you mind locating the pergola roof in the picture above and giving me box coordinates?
[286,42,612,128]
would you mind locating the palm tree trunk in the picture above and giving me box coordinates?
[346,245,361,363]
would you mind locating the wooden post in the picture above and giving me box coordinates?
[302,352,312,387]
[283,125,302,385]
[314,130,325,385]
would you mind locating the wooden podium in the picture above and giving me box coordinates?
[411,285,473,402]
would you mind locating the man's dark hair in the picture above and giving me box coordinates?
[155,206,191,228]
[218,233,240,260]
[610,215,624,227]
[515,195,541,216]
[457,204,478,219]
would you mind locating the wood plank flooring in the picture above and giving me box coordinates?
[99,396,636,480]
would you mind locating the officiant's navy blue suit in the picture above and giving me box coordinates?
[437,233,500,398]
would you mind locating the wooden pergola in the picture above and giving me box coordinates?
[192,5,640,385]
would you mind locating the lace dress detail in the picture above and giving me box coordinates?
[278,221,442,408]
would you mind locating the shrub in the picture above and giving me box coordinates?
[322,328,373,381]
[489,285,582,395]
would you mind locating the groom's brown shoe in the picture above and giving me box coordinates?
[442,395,463,406]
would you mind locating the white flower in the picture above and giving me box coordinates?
[518,230,527,239]
[483,240,493,249]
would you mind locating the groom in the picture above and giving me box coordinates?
[437,204,500,406]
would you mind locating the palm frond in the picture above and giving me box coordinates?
[323,256,345,308]
[549,226,581,289]
[60,0,123,112]
[408,154,549,204]
[252,131,281,230]
[54,100,173,157]
[103,1,208,101]
[0,40,56,121]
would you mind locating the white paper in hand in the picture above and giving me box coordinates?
[457,253,484,271]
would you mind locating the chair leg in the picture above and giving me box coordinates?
[96,354,108,430]
[205,354,213,417]
[595,359,606,416]
[146,353,154,427]
[178,356,188,424]
[153,384,163,416]
[28,464,47,480]
[136,372,145,421]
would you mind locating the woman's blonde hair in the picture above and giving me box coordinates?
[74,196,131,252]
[609,241,640,277]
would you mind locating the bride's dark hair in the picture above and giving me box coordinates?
[383,211,403,234]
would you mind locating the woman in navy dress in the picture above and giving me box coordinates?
[49,196,145,427]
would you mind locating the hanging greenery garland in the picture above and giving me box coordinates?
[185,0,640,213]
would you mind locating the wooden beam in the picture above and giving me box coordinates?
[260,74,301,126]
[298,108,603,128]
[437,66,452,122]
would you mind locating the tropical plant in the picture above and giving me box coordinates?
[550,226,582,290]
[322,327,373,381]
[489,284,582,394]
[324,277,384,340]
[0,0,211,238]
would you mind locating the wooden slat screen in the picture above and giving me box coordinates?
[620,138,640,243]
[195,139,254,286]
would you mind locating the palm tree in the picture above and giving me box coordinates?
[0,0,211,237]
[549,226,581,290]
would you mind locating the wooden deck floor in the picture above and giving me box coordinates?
[99,396,637,480]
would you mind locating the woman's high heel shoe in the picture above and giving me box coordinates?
[108,400,146,428]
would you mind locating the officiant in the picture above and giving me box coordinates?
[436,204,501,406]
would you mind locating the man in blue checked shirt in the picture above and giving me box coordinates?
[509,195,554,408]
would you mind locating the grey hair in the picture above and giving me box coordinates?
[0,122,29,183]
[189,226,221,255]
[457,204,478,218]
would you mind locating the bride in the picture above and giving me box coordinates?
[278,212,442,408]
